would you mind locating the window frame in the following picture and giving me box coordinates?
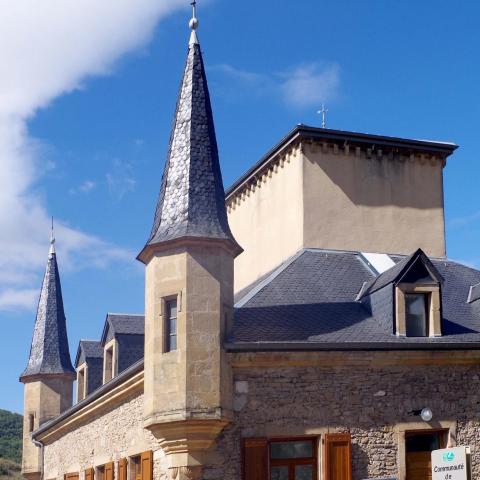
[95,465,105,480]
[129,454,142,480]
[395,283,441,338]
[28,412,35,433]
[404,292,429,337]
[103,339,117,384]
[164,297,178,353]
[269,437,318,480]
[77,363,87,401]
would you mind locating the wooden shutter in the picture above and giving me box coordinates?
[324,433,352,480]
[243,438,268,480]
[65,474,79,480]
[104,462,114,480]
[85,468,94,480]
[140,451,153,480]
[118,459,127,480]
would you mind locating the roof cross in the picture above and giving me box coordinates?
[317,104,328,129]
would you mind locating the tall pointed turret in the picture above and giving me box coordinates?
[20,230,75,480]
[21,232,75,379]
[138,1,241,263]
[141,6,240,480]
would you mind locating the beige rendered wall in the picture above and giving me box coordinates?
[227,149,304,293]
[303,144,446,257]
[228,142,446,292]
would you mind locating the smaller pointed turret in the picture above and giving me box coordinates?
[20,230,75,480]
[20,228,75,380]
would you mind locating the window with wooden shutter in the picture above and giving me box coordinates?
[118,459,127,480]
[64,473,79,480]
[243,438,268,480]
[323,433,352,480]
[85,467,94,480]
[104,462,114,480]
[140,451,153,480]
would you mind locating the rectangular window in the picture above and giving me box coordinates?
[28,413,35,433]
[130,455,141,480]
[270,439,317,480]
[128,452,152,480]
[165,299,177,352]
[405,293,429,337]
[96,466,105,480]
[104,347,113,383]
[77,367,85,401]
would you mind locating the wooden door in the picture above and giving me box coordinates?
[405,430,447,480]
[324,433,352,480]
[243,438,268,480]
[406,452,432,480]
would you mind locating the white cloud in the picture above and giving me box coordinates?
[70,180,96,195]
[106,159,137,200]
[280,63,340,109]
[0,0,187,311]
[211,62,340,109]
[448,211,480,229]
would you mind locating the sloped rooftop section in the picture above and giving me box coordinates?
[229,249,480,350]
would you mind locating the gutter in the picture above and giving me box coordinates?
[33,359,144,439]
[224,341,480,352]
[31,438,44,480]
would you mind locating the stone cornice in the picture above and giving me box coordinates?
[229,349,480,369]
[225,125,457,214]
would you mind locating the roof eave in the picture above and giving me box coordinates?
[226,125,459,200]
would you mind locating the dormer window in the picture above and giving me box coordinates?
[77,364,87,401]
[405,293,429,337]
[103,339,117,384]
[396,285,441,337]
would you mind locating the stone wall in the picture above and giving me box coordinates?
[43,362,480,480]
[43,392,168,480]
[206,362,480,479]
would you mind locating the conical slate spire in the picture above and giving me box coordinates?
[20,236,75,381]
[138,19,241,262]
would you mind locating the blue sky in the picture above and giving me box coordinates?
[2,0,480,413]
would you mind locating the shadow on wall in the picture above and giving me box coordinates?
[305,151,443,209]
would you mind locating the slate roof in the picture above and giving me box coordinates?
[20,243,75,380]
[101,313,144,345]
[228,248,480,350]
[360,248,443,298]
[75,340,103,368]
[138,35,241,262]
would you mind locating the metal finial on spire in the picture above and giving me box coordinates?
[189,0,199,45]
[317,104,328,129]
[49,216,56,255]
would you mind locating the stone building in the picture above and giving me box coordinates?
[20,8,480,480]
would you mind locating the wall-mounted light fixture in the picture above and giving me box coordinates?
[420,407,433,422]
[410,407,433,422]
